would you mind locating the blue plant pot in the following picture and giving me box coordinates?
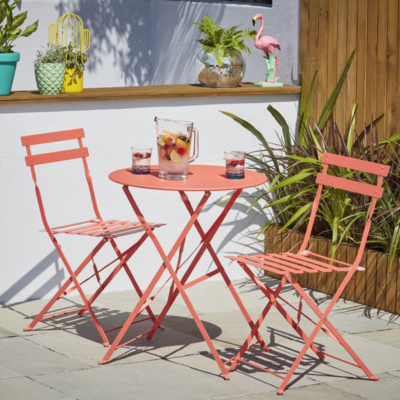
[0,52,20,96]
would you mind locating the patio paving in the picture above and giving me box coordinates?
[0,277,399,399]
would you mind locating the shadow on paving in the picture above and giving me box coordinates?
[2,298,224,364]
[205,326,375,391]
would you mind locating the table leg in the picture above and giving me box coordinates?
[178,191,268,351]
[100,188,212,364]
[146,189,242,338]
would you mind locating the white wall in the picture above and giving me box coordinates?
[0,95,299,303]
[12,0,299,90]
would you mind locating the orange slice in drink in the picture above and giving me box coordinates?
[176,138,188,152]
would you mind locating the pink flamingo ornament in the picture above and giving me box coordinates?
[252,13,282,86]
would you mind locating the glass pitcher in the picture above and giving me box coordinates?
[155,117,199,180]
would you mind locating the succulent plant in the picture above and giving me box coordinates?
[35,44,64,64]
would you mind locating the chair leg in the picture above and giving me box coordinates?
[24,239,107,332]
[240,264,325,360]
[290,278,378,380]
[276,274,378,395]
[108,237,158,323]
[229,287,279,371]
[78,234,158,324]
[51,240,110,346]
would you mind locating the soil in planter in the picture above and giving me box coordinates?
[198,66,243,88]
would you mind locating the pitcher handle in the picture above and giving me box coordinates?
[189,128,199,163]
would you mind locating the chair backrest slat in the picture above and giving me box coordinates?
[25,147,89,166]
[316,173,384,198]
[321,152,390,177]
[21,129,85,146]
[21,128,84,146]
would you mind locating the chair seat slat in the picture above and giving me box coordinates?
[50,219,163,238]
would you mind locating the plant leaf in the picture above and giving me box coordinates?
[279,202,312,231]
[317,50,355,131]
[11,11,27,29]
[20,20,39,37]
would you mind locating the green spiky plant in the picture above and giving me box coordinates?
[193,15,256,66]
[221,50,400,267]
[0,0,38,53]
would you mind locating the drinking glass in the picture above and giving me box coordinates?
[225,151,245,179]
[131,147,152,174]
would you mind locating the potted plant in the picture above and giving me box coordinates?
[221,51,400,314]
[34,45,65,95]
[193,15,256,88]
[0,0,38,95]
[63,43,88,93]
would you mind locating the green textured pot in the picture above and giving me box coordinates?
[0,52,20,96]
[34,63,65,95]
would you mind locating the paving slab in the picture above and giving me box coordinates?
[1,279,400,399]
[210,331,400,388]
[0,376,75,400]
[0,298,85,337]
[263,333,400,384]
[0,364,23,380]
[232,382,364,399]
[0,336,89,377]
[191,308,316,349]
[34,359,261,400]
[328,373,400,400]
[94,287,191,317]
[27,320,225,367]
[388,370,400,378]
[355,328,400,350]
[0,326,18,339]
[175,352,319,393]
[157,279,271,314]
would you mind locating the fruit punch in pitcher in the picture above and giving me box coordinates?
[155,117,199,180]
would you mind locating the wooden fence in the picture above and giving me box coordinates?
[300,0,400,139]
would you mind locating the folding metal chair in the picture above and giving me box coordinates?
[226,152,389,394]
[21,128,164,346]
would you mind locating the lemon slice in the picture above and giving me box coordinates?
[162,131,178,139]
[157,137,164,146]
[170,150,181,163]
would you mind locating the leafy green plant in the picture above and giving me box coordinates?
[221,50,400,266]
[0,0,38,53]
[35,44,64,64]
[193,15,256,66]
[64,43,88,85]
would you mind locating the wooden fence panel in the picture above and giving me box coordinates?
[300,0,400,139]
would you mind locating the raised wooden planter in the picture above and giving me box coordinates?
[264,225,400,315]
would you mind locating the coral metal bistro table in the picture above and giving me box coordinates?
[101,165,267,378]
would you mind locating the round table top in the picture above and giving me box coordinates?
[109,165,267,192]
